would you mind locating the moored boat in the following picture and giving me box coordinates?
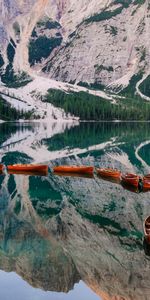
[121,173,140,188]
[144,216,150,244]
[53,165,94,174]
[143,177,150,190]
[7,164,48,173]
[96,168,121,179]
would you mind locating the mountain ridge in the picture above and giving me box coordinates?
[0,0,150,120]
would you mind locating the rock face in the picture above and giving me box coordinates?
[0,173,80,293]
[45,0,150,91]
[0,0,150,93]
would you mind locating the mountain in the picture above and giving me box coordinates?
[0,121,150,299]
[0,0,150,120]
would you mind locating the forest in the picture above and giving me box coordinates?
[0,96,33,121]
[44,89,150,121]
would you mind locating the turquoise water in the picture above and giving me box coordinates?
[0,122,150,300]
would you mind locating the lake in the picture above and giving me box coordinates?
[0,121,150,300]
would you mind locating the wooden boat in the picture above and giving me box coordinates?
[53,171,94,179]
[121,173,140,188]
[143,177,150,190]
[96,168,121,179]
[7,164,48,173]
[144,216,150,244]
[53,165,94,175]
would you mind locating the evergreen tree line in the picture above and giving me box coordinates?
[0,97,33,121]
[43,122,150,153]
[139,75,150,97]
[44,89,150,121]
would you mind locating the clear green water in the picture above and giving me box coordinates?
[0,121,150,300]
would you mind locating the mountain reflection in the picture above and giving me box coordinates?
[0,122,150,300]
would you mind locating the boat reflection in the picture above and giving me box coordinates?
[8,170,48,177]
[143,238,150,256]
[143,186,150,192]
[97,174,150,193]
[121,182,140,193]
[97,174,121,185]
[53,171,94,179]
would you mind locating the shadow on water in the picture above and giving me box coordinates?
[143,239,150,257]
[8,170,48,176]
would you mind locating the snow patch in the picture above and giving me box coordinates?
[0,73,112,121]
[0,122,115,164]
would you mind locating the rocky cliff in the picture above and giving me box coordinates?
[0,0,150,96]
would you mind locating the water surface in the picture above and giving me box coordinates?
[0,121,150,300]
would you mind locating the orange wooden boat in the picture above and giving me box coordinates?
[121,173,140,188]
[53,165,94,175]
[144,216,150,244]
[143,177,150,190]
[7,164,48,173]
[96,168,121,179]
